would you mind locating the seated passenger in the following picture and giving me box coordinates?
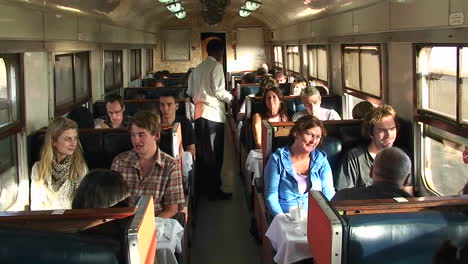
[30,117,88,210]
[159,92,196,159]
[292,86,341,121]
[97,94,131,128]
[67,106,95,129]
[111,111,184,218]
[252,86,289,149]
[352,101,374,120]
[256,67,268,77]
[237,76,277,122]
[274,71,287,84]
[332,147,412,201]
[264,116,335,217]
[290,77,307,96]
[128,90,148,100]
[154,79,164,88]
[72,169,130,209]
[335,105,399,190]
[310,79,329,95]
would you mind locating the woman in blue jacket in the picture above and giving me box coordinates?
[264,115,335,217]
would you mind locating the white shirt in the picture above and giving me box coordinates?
[187,56,233,123]
[30,162,87,210]
[292,107,341,121]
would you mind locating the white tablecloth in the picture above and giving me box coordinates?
[155,217,184,264]
[265,214,311,264]
[245,149,263,185]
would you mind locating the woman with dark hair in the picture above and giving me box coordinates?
[264,115,335,217]
[252,86,289,148]
[72,169,130,209]
[67,106,95,129]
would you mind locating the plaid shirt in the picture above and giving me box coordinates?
[111,148,185,214]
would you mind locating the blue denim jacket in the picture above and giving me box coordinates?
[264,146,335,217]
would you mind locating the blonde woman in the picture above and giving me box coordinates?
[30,117,88,210]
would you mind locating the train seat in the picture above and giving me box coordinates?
[123,87,187,100]
[309,191,468,264]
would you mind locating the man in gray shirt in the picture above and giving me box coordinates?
[332,147,412,201]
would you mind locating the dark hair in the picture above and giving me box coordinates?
[67,106,95,129]
[105,94,124,107]
[288,115,326,145]
[72,169,130,209]
[129,90,148,100]
[294,76,307,83]
[159,91,179,103]
[260,86,288,119]
[242,73,256,84]
[256,67,267,76]
[352,101,374,120]
[206,39,224,55]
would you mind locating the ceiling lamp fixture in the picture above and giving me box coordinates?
[238,0,261,18]
[244,0,261,11]
[239,7,251,17]
[159,0,172,3]
[175,8,186,19]
[166,0,182,13]
[200,0,230,25]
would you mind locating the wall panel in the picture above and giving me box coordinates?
[390,0,449,29]
[0,4,43,40]
[354,1,390,33]
[44,12,77,40]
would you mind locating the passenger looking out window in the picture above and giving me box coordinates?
[264,116,335,217]
[335,105,402,191]
[252,87,289,149]
[97,94,131,128]
[30,117,88,210]
[332,147,412,201]
[292,87,341,121]
[111,111,185,218]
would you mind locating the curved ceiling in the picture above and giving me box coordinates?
[15,0,387,32]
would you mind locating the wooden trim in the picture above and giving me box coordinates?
[415,112,468,138]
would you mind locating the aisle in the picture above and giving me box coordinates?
[190,120,261,264]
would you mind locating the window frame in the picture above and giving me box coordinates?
[286,45,301,74]
[414,44,468,138]
[273,45,283,70]
[104,50,123,96]
[146,48,154,74]
[0,53,24,141]
[306,45,328,85]
[53,51,91,117]
[130,49,141,81]
[341,44,383,102]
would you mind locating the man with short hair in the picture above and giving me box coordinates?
[159,92,196,158]
[292,86,341,121]
[111,111,185,218]
[274,71,286,84]
[154,79,164,88]
[335,105,398,190]
[332,147,412,201]
[98,94,130,128]
[187,38,233,200]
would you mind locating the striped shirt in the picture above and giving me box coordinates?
[111,148,185,214]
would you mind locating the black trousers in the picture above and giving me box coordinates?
[194,118,225,196]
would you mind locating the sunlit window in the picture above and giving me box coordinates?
[307,45,328,84]
[0,55,20,130]
[421,125,468,195]
[287,46,300,73]
[343,45,381,98]
[0,135,18,210]
[274,46,283,69]
[54,52,90,116]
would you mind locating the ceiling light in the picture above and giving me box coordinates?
[159,0,172,3]
[166,0,182,13]
[239,8,251,17]
[175,9,186,19]
[244,0,261,11]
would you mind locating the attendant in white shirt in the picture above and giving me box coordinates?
[292,86,341,121]
[187,39,233,200]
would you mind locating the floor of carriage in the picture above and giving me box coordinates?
[189,122,261,264]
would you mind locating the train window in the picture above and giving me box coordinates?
[307,45,327,84]
[104,50,123,94]
[146,48,154,74]
[0,55,21,130]
[343,45,381,98]
[0,135,18,210]
[421,125,468,195]
[274,46,283,70]
[287,46,300,73]
[130,49,141,81]
[54,52,90,116]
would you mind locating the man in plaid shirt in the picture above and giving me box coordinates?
[111,111,184,218]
